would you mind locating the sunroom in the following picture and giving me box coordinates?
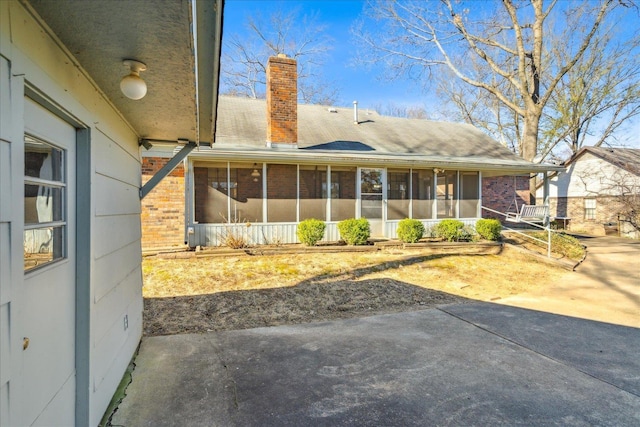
[168,55,561,247]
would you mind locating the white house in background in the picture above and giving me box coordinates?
[0,1,223,425]
[537,147,640,238]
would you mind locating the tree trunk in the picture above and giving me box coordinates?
[523,112,541,204]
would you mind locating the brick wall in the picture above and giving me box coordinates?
[141,157,186,249]
[266,55,297,144]
[481,175,531,219]
[550,196,637,237]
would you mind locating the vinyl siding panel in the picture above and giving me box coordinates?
[94,214,141,259]
[94,128,141,187]
[95,173,141,217]
[93,240,142,303]
[93,265,142,344]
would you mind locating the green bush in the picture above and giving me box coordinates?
[337,218,370,245]
[297,219,326,246]
[475,219,502,241]
[434,219,466,242]
[397,218,425,243]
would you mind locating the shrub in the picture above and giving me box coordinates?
[397,218,425,243]
[337,218,370,245]
[297,219,326,246]
[476,219,502,241]
[434,219,466,242]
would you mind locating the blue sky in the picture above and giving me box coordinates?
[222,0,639,148]
[222,0,430,110]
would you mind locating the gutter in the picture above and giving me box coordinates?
[189,149,565,174]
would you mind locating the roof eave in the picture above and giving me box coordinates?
[189,148,565,174]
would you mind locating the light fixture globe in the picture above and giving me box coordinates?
[120,59,147,100]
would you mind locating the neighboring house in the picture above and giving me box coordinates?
[0,1,223,426]
[537,147,640,238]
[141,55,562,249]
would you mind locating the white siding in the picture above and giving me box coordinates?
[1,1,145,425]
[542,152,640,199]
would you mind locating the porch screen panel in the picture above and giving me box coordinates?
[300,165,327,220]
[232,162,263,222]
[330,167,356,221]
[437,170,457,219]
[412,170,432,219]
[194,163,231,223]
[388,170,410,220]
[460,172,480,218]
[267,164,297,222]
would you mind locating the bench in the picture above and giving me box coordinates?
[505,205,549,224]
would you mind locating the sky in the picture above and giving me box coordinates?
[222,0,430,110]
[222,0,640,149]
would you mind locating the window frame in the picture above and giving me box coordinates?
[23,134,68,272]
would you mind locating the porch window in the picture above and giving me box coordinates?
[267,164,297,222]
[330,167,357,221]
[584,198,596,220]
[194,162,234,223]
[233,162,263,222]
[437,170,457,219]
[194,162,263,223]
[299,165,327,221]
[24,136,66,271]
[412,169,433,219]
[388,170,410,220]
[459,172,480,218]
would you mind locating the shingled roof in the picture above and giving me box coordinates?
[204,96,562,174]
[566,147,640,176]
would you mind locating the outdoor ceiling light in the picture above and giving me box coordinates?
[120,59,147,100]
[251,165,261,182]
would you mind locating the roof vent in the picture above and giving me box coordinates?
[328,107,337,113]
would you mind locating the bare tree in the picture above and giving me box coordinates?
[370,101,431,119]
[221,8,338,105]
[354,0,630,164]
[539,27,640,160]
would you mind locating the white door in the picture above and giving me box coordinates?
[360,168,385,236]
[22,98,76,426]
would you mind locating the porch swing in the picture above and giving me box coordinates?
[504,176,549,224]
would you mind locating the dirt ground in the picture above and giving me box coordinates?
[143,245,569,336]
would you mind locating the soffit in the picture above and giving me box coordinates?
[28,0,223,144]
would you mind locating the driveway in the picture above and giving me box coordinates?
[501,236,640,328]
[110,236,640,426]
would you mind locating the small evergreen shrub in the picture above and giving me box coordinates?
[475,219,502,241]
[397,218,425,243]
[297,219,326,246]
[337,218,370,245]
[434,219,465,242]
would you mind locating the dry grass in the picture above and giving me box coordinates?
[142,246,565,302]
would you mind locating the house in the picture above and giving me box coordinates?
[537,147,640,238]
[0,1,223,425]
[141,55,563,249]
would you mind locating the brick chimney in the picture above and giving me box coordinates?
[266,54,297,149]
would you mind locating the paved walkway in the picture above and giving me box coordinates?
[111,236,640,426]
[501,236,640,328]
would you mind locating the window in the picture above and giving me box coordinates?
[267,164,297,222]
[299,165,327,220]
[388,170,410,220]
[24,136,66,271]
[459,172,480,218]
[412,169,433,219]
[329,167,357,221]
[584,199,596,220]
